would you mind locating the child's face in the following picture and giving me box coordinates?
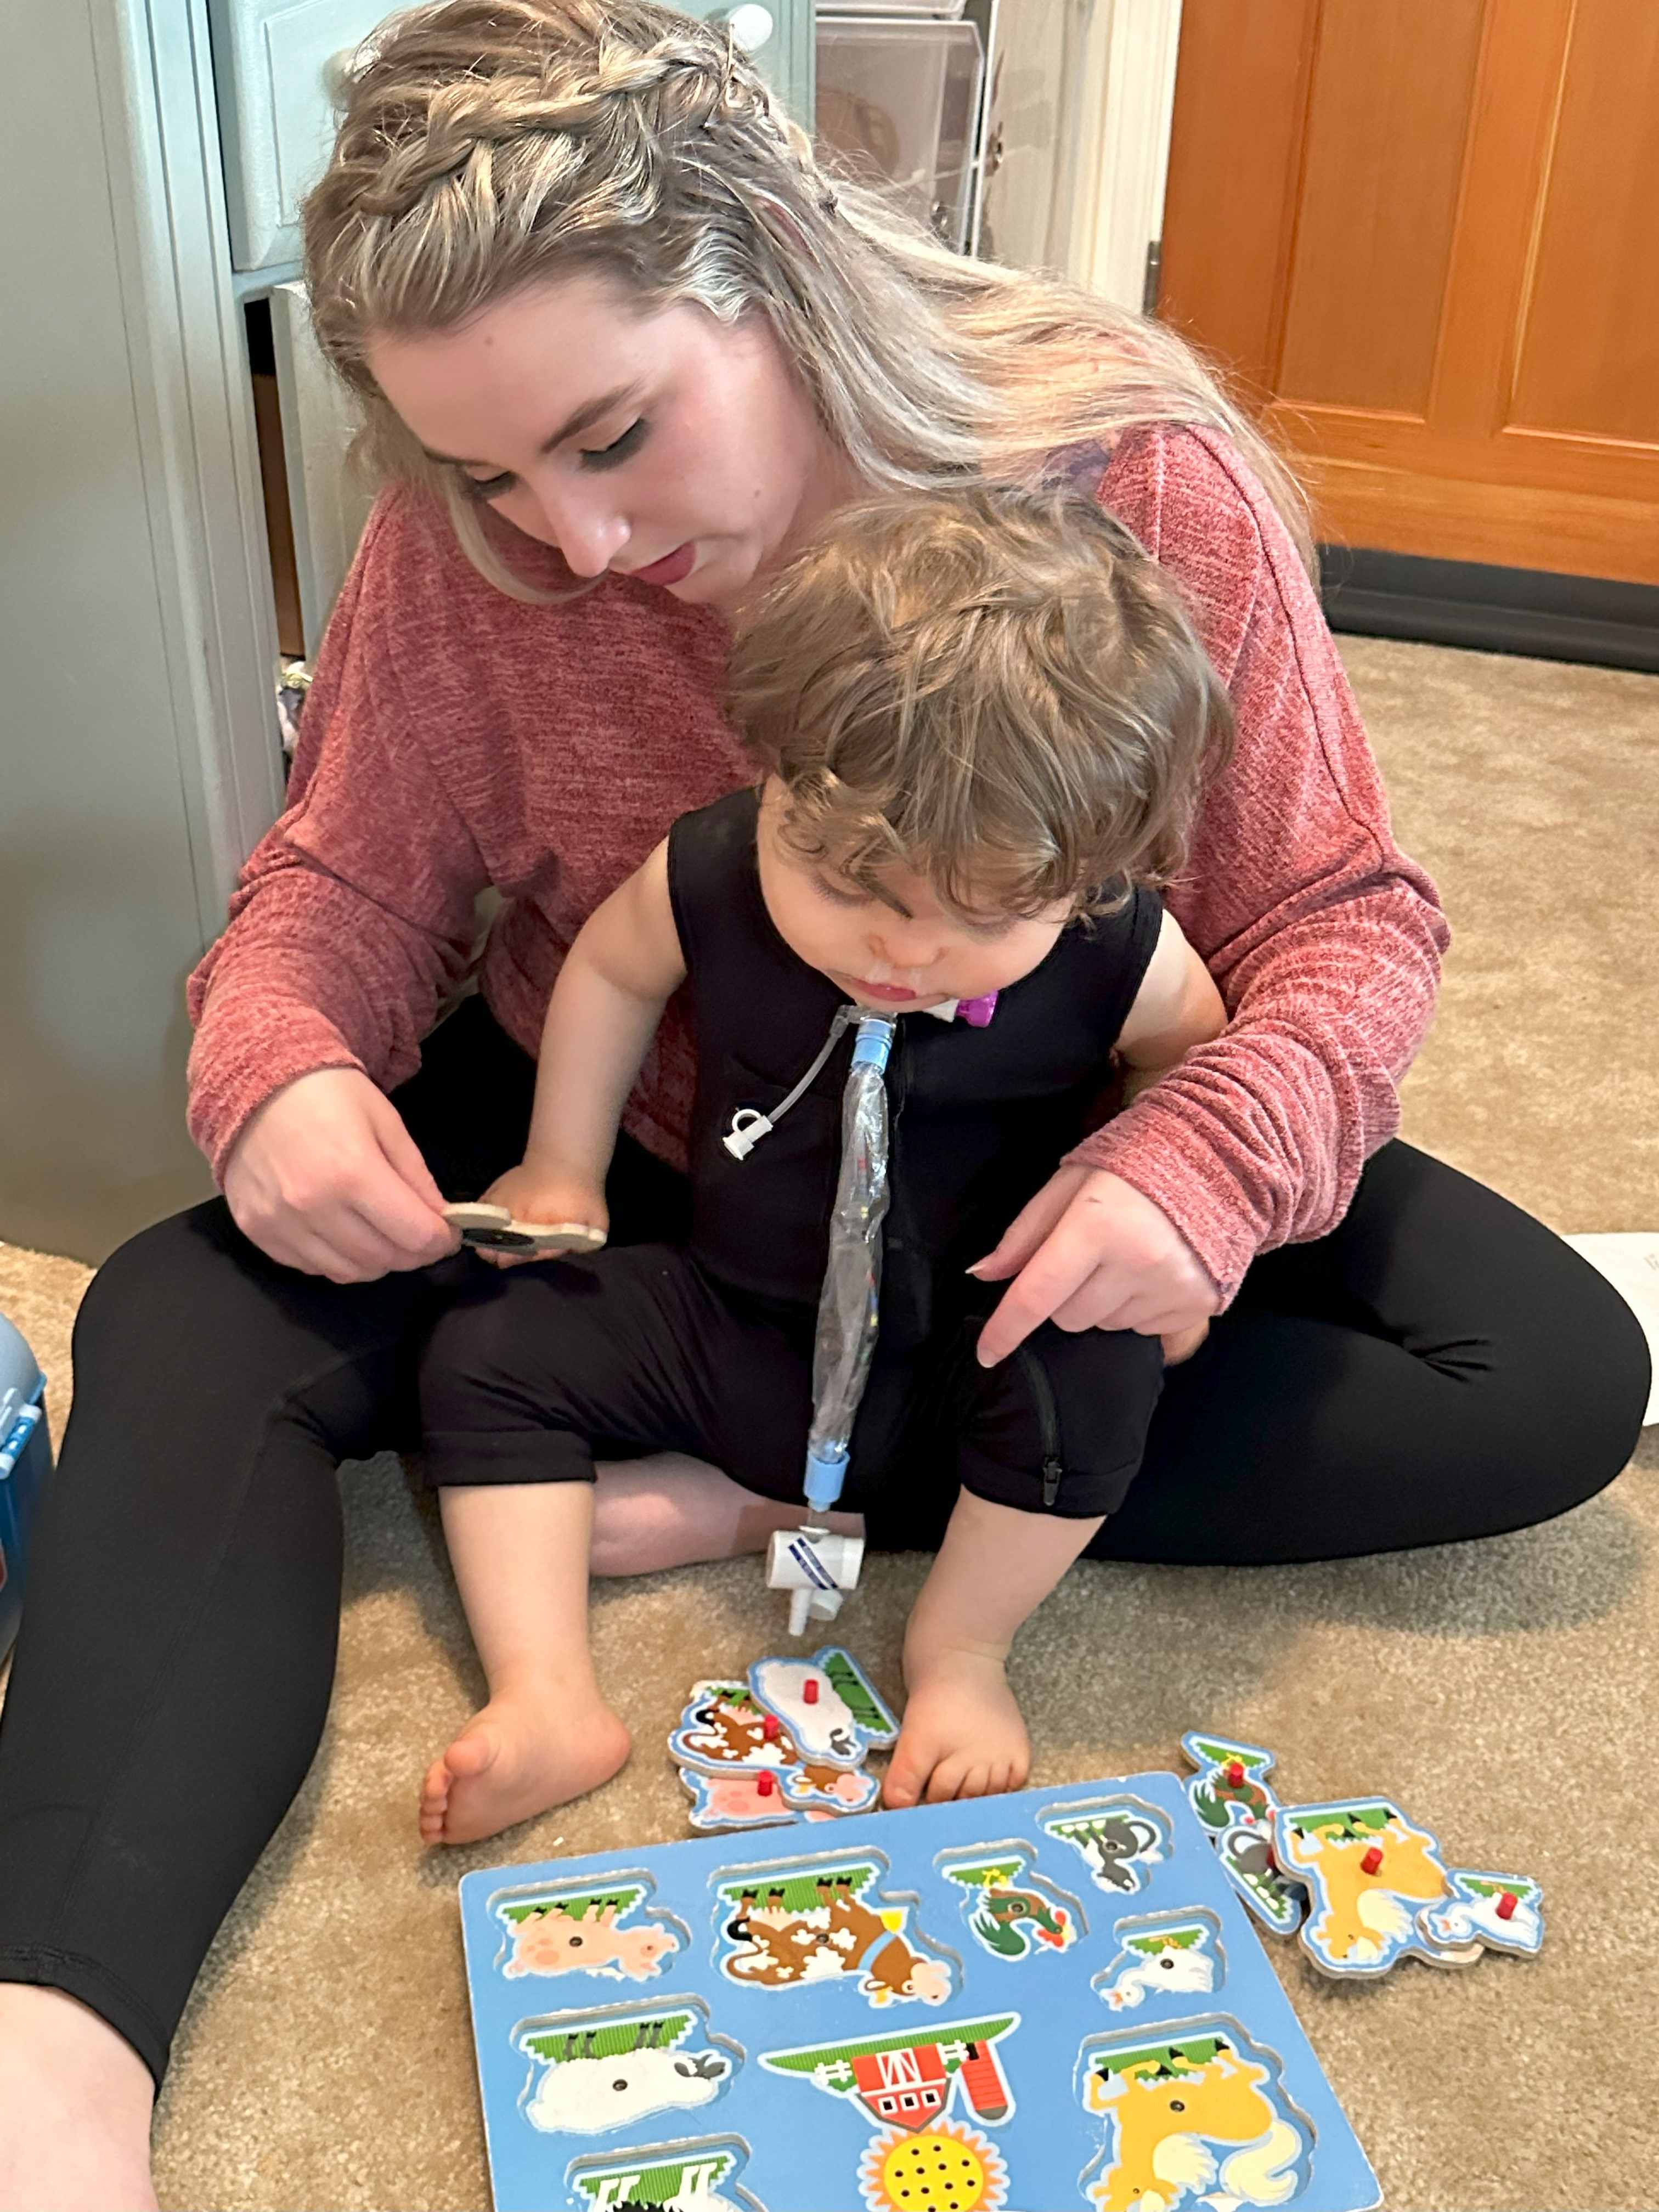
[756,781,1072,1011]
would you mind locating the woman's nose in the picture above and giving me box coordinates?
[525,475,629,576]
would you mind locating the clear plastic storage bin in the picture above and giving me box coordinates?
[816,16,986,253]
[0,1316,53,1660]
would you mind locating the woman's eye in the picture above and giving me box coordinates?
[461,470,516,502]
[578,419,649,471]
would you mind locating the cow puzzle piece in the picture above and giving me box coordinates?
[939,1852,1080,1961]
[1078,2017,1314,2212]
[1041,1798,1169,1896]
[1093,1911,1223,2011]
[517,2006,733,2136]
[715,1854,953,2006]
[492,1880,681,1982]
[1273,1798,1493,1977]
[1180,1731,1308,1936]
[672,1650,897,1832]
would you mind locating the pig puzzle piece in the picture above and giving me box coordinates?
[672,1649,898,1833]
[1180,1731,1308,1936]
[492,1880,682,1982]
[1273,1797,1538,1978]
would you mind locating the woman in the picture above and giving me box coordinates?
[0,2,1645,2203]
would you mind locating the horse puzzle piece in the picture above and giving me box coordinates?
[1180,1732,1308,1937]
[1041,1799,1169,1896]
[716,1855,953,2006]
[1273,1798,1511,1977]
[1079,2018,1313,2212]
[939,1852,1079,1961]
[517,2007,733,2135]
[493,1881,681,1981]
[672,1650,898,1832]
[1093,1912,1223,2011]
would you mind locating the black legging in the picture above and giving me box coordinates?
[0,996,1645,2084]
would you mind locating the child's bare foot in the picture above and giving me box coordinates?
[882,1647,1030,1808]
[420,1675,630,1845]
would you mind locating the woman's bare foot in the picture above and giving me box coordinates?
[0,1985,157,2212]
[420,1674,631,1845]
[882,1646,1030,1809]
[590,1453,864,1575]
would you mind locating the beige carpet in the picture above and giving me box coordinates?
[2,635,1657,2211]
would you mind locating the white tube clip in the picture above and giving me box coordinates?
[766,1523,865,1639]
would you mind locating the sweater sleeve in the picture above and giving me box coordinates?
[185,493,490,1180]
[1070,426,1449,1302]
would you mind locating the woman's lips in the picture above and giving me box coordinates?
[622,543,696,586]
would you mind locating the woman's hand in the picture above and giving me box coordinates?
[473,1163,610,1268]
[223,1067,459,1282]
[971,1165,1220,1365]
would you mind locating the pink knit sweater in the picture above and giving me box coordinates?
[187,426,1447,1301]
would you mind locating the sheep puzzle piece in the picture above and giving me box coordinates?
[460,1771,1382,2211]
[671,1648,899,1833]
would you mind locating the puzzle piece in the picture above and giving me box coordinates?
[1180,1732,1308,1936]
[672,1652,896,1831]
[1417,1867,1544,1959]
[1273,1798,1488,1977]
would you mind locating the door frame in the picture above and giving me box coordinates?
[1066,0,1184,311]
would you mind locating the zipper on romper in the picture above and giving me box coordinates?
[1013,1344,1065,1509]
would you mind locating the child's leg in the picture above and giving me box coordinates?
[423,1480,629,1845]
[590,1457,864,1575]
[885,1322,1165,1809]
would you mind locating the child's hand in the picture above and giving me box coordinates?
[474,1164,608,1267]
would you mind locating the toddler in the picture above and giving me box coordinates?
[417,483,1230,1843]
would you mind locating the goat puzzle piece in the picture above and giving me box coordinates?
[460,1769,1381,2212]
[670,1647,899,1833]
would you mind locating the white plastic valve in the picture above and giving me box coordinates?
[724,4,775,52]
[766,1524,864,1638]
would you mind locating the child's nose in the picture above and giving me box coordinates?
[868,921,941,974]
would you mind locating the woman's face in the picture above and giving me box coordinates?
[365,273,859,612]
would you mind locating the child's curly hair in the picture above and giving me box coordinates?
[726,483,1233,917]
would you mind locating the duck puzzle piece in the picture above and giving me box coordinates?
[1417,1867,1544,1959]
[1093,1912,1223,2011]
[1273,1798,1489,1977]
[1180,1732,1308,1936]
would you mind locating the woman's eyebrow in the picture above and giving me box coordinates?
[420,384,644,469]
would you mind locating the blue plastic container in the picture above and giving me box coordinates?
[0,1315,52,1659]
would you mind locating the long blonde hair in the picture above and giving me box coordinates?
[304,0,1312,596]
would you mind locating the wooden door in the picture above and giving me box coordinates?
[1157,0,1659,584]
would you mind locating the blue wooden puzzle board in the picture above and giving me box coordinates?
[460,1771,1380,2212]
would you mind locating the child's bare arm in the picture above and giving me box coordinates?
[1114,909,1227,1096]
[884,1490,1105,1807]
[484,842,686,1228]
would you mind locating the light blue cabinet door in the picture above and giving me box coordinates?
[209,0,813,273]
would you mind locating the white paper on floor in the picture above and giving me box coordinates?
[1565,1233,1659,1424]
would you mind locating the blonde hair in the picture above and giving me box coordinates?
[729,484,1233,915]
[304,0,1313,597]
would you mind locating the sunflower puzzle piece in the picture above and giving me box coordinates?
[1179,1731,1308,1936]
[671,1651,897,1832]
[1077,2017,1314,2212]
[517,2006,735,2136]
[491,1879,682,1982]
[1041,1798,1169,1897]
[1093,1911,1223,2012]
[715,1853,953,2006]
[1273,1798,1491,1977]
[938,1850,1080,1961]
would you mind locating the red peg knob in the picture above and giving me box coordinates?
[803,1678,820,1706]
[1359,1845,1384,1875]
[761,1714,781,1740]
[1224,1760,1245,1787]
[757,1770,775,1797]
[1496,1890,1517,1921]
